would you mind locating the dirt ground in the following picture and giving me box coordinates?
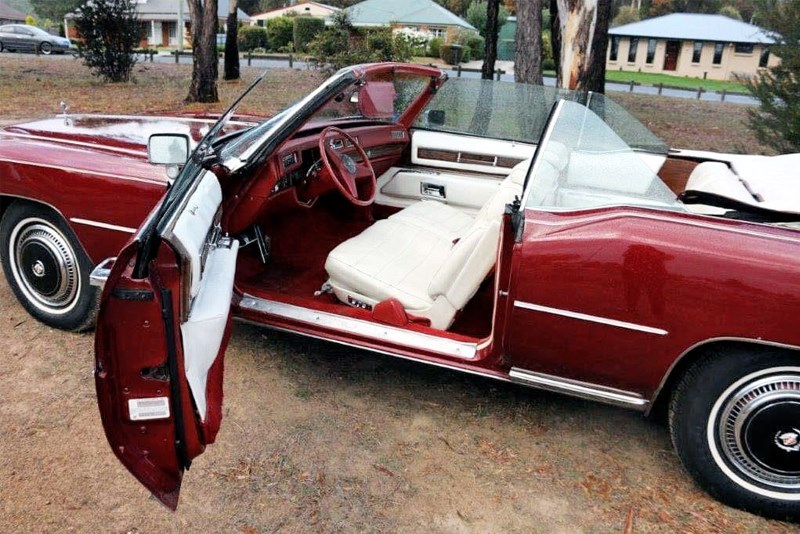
[0,56,793,532]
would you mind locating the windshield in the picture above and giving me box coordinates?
[525,96,682,212]
[413,78,571,144]
[219,68,435,161]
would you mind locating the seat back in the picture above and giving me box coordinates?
[427,160,526,311]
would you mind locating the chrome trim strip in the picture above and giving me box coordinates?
[646,336,800,415]
[70,217,136,234]
[513,300,668,336]
[237,318,506,382]
[0,158,164,186]
[239,294,478,359]
[509,367,648,410]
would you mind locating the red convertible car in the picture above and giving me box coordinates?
[2,63,800,519]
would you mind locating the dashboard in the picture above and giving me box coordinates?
[225,123,411,232]
[270,123,410,196]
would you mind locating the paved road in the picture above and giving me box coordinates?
[143,53,761,106]
[4,51,759,106]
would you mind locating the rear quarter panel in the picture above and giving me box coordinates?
[506,207,800,399]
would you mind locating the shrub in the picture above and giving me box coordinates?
[238,25,268,51]
[439,43,466,65]
[466,34,484,60]
[365,27,395,61]
[465,0,509,37]
[308,13,414,73]
[393,27,430,57]
[461,47,471,62]
[266,15,294,51]
[73,0,142,83]
[427,37,442,58]
[293,16,325,53]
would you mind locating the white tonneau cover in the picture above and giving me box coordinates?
[677,151,800,215]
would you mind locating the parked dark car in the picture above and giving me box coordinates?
[0,24,73,54]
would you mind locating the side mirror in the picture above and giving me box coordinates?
[148,134,190,165]
[426,109,446,126]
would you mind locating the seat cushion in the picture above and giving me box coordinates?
[389,200,474,242]
[684,161,754,215]
[325,218,453,311]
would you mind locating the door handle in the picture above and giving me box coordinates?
[421,182,446,199]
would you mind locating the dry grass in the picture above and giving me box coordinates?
[0,55,792,532]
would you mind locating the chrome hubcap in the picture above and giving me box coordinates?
[717,374,800,491]
[10,220,79,314]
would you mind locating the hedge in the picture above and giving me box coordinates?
[427,37,442,58]
[293,16,325,52]
[266,15,294,51]
[238,25,268,51]
[466,34,484,61]
[439,43,466,65]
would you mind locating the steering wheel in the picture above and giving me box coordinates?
[318,126,376,207]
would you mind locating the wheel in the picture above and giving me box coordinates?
[0,41,4,53]
[670,346,800,520]
[0,201,98,331]
[40,42,52,55]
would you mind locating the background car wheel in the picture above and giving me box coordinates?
[39,42,52,55]
[0,41,4,52]
[669,346,800,520]
[0,201,98,331]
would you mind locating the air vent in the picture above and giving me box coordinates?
[391,130,405,139]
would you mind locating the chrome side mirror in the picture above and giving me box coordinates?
[148,134,190,165]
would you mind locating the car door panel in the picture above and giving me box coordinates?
[376,167,503,213]
[374,129,535,211]
[95,170,236,509]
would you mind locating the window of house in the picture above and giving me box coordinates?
[759,47,770,67]
[646,39,657,64]
[628,37,638,62]
[428,26,446,38]
[692,41,703,63]
[734,43,754,54]
[713,43,724,65]
[609,36,620,61]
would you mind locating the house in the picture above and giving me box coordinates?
[250,2,339,26]
[608,13,779,81]
[0,2,27,25]
[64,0,250,48]
[346,0,476,42]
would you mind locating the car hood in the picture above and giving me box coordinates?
[1,114,253,156]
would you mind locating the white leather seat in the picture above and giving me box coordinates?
[325,159,529,329]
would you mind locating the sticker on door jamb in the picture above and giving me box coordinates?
[128,397,171,421]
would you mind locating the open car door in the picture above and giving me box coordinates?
[94,167,238,509]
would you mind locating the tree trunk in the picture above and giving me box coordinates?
[481,0,500,80]
[224,0,240,80]
[552,0,612,93]
[186,0,219,103]
[515,0,543,84]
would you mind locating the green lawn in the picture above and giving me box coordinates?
[543,69,747,93]
[604,70,748,93]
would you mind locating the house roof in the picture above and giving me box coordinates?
[347,0,476,31]
[251,2,339,21]
[66,0,250,22]
[0,2,27,22]
[609,13,773,44]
